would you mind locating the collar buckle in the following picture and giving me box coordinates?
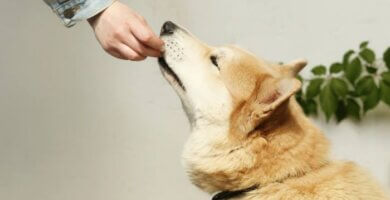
[212,185,259,200]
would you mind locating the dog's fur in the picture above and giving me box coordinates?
[158,22,389,199]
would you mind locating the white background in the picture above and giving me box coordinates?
[0,0,389,199]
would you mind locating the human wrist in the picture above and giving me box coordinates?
[87,0,118,27]
[87,11,100,28]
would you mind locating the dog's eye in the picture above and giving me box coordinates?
[210,55,219,69]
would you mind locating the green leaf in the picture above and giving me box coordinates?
[296,95,308,114]
[345,57,362,84]
[381,71,390,86]
[320,84,338,121]
[330,78,348,98]
[296,93,304,104]
[380,81,390,106]
[296,75,303,83]
[311,65,327,75]
[359,41,369,49]
[346,98,360,120]
[383,47,390,70]
[335,100,347,122]
[359,48,376,64]
[342,50,355,66]
[362,86,380,112]
[348,90,360,97]
[306,78,324,99]
[296,96,303,105]
[330,63,343,74]
[356,76,376,96]
[296,89,303,98]
[366,66,378,74]
[306,99,318,115]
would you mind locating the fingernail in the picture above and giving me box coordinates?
[160,45,166,52]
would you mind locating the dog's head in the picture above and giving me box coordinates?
[158,21,314,193]
[158,21,306,133]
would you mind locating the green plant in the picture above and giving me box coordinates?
[295,41,390,122]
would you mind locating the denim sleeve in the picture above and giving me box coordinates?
[44,0,115,27]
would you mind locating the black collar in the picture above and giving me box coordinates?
[211,185,259,200]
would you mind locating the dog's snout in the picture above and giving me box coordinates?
[161,21,177,35]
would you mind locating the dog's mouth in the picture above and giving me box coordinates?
[158,57,185,90]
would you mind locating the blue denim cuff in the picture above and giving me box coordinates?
[44,0,116,27]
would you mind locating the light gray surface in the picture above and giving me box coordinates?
[0,0,389,199]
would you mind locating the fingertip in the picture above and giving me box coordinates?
[129,21,165,51]
[157,38,165,48]
[150,49,163,57]
[128,54,146,61]
[160,45,166,53]
[150,41,164,54]
[134,56,147,61]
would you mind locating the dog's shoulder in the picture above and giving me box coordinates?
[251,161,389,200]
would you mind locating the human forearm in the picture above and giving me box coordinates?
[43,0,115,27]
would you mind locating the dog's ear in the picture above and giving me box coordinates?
[234,77,302,134]
[281,59,307,77]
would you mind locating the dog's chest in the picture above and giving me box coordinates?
[181,129,256,193]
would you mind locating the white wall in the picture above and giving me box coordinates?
[0,0,389,200]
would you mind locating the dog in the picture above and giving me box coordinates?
[157,21,389,200]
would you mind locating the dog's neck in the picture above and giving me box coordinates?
[246,100,330,185]
[183,99,330,194]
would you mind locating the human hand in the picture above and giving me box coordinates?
[88,1,164,61]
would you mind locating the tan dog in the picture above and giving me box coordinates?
[158,21,389,200]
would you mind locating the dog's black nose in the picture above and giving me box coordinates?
[161,21,177,35]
